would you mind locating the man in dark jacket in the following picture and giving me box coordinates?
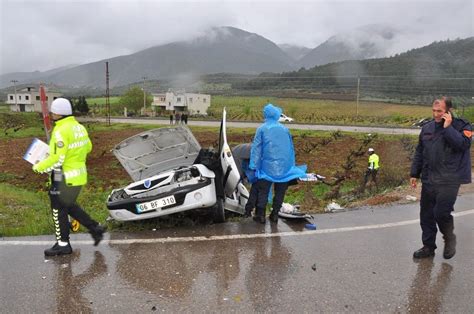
[232,143,258,217]
[410,97,472,259]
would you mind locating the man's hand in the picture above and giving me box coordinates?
[442,111,452,128]
[410,177,417,188]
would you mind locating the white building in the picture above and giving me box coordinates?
[152,89,211,115]
[6,86,62,112]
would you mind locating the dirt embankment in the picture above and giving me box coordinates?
[1,127,473,210]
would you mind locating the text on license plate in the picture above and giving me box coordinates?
[136,195,176,213]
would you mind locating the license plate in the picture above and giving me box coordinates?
[136,195,176,213]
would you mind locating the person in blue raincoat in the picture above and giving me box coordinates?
[249,104,306,223]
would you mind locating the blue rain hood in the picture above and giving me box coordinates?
[250,104,307,182]
[264,103,282,122]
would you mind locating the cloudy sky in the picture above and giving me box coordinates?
[0,0,472,75]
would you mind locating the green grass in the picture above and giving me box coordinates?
[0,183,51,236]
[208,95,432,127]
[0,182,111,237]
[86,97,125,115]
[284,183,330,205]
[85,94,434,127]
[462,106,474,122]
[86,96,121,106]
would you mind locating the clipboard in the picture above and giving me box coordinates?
[23,138,50,165]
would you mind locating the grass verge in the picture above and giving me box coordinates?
[0,183,110,237]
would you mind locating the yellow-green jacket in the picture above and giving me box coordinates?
[368,153,380,170]
[33,116,92,186]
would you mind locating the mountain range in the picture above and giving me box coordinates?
[0,26,470,89]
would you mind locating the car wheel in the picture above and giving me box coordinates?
[213,197,225,223]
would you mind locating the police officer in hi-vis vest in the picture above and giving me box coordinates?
[362,147,380,191]
[33,98,106,256]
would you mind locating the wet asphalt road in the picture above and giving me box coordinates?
[1,194,473,313]
[80,117,421,135]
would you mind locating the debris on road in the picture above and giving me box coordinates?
[325,201,344,212]
[279,203,314,222]
[300,173,326,182]
[305,223,317,230]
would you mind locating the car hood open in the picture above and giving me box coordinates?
[113,109,242,197]
[112,126,201,181]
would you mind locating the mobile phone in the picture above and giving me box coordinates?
[442,110,450,122]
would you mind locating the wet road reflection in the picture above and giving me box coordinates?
[245,224,292,312]
[109,223,293,311]
[3,201,473,312]
[52,251,107,313]
[407,260,453,313]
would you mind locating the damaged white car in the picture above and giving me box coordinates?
[106,109,249,222]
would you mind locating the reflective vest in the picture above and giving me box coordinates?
[368,153,380,170]
[33,116,92,186]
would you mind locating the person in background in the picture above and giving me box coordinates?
[232,143,258,217]
[175,112,181,125]
[182,112,188,124]
[410,97,472,259]
[249,104,306,224]
[169,112,174,125]
[362,147,380,191]
[32,98,106,256]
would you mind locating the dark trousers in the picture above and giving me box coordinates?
[49,180,98,242]
[254,179,289,217]
[419,183,460,249]
[244,183,259,215]
[363,169,378,185]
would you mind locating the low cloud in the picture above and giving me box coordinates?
[1,0,472,75]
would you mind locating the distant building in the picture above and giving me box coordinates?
[152,89,210,115]
[6,86,62,112]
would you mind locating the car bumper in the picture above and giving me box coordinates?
[107,179,216,221]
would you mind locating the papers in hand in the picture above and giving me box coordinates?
[23,138,49,165]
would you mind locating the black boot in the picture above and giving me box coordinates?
[440,221,456,259]
[413,246,435,259]
[44,242,72,256]
[443,234,456,259]
[253,216,266,224]
[90,225,107,246]
[269,210,279,223]
[253,207,266,224]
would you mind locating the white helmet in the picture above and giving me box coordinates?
[50,98,72,116]
[368,148,375,152]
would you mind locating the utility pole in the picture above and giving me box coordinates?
[11,80,18,111]
[105,62,110,126]
[142,76,147,113]
[356,76,360,116]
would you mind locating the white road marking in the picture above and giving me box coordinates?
[2,209,473,246]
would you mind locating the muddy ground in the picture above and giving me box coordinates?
[1,126,473,212]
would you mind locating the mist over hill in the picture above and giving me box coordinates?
[1,25,472,94]
[234,38,474,104]
[297,25,399,68]
[278,44,311,61]
[0,27,294,89]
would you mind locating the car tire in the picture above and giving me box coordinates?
[213,197,225,223]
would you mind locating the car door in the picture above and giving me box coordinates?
[219,108,241,196]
